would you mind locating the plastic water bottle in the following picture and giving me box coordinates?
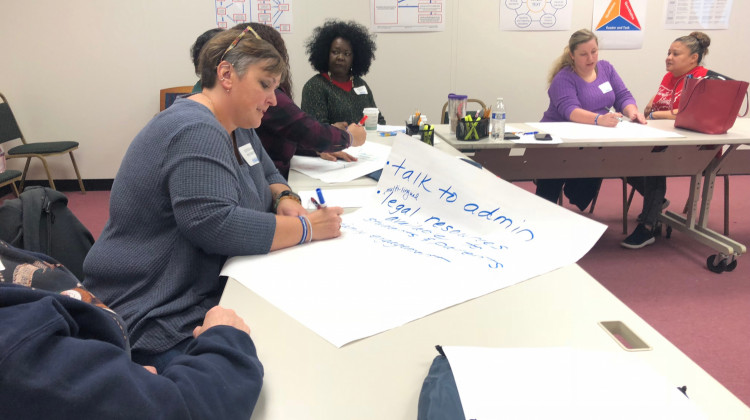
[491,97,506,139]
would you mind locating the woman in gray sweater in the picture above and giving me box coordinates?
[84,27,344,370]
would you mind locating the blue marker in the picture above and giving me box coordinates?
[315,188,327,208]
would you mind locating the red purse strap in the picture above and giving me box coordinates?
[669,75,695,115]
[740,91,749,117]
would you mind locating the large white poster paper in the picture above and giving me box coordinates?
[443,346,706,419]
[222,137,606,347]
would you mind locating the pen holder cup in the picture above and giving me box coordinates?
[455,118,489,141]
[405,123,421,135]
[420,128,435,146]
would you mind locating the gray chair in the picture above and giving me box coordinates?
[0,92,85,193]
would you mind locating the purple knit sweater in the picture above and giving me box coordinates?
[541,60,637,122]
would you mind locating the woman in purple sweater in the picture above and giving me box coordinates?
[536,29,646,210]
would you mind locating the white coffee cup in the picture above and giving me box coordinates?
[362,108,379,130]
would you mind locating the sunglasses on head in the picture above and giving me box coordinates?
[217,25,262,67]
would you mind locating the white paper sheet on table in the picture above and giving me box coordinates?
[377,124,406,133]
[222,137,606,347]
[442,346,706,420]
[290,141,391,183]
[298,187,377,210]
[527,121,685,140]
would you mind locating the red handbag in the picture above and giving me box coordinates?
[673,76,749,134]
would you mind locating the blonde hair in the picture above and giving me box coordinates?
[548,29,598,84]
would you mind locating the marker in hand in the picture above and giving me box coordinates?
[358,115,368,126]
[315,188,327,208]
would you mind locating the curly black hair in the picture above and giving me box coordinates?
[191,28,224,75]
[305,19,377,77]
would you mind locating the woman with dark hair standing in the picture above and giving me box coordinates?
[301,19,386,125]
[622,32,711,249]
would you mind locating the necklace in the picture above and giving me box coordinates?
[200,92,216,114]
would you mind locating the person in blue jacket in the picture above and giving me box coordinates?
[0,240,263,420]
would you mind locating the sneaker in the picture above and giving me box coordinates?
[621,223,656,249]
[662,198,670,211]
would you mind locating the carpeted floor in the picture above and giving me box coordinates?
[2,176,748,407]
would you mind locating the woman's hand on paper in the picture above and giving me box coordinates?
[308,206,344,240]
[629,111,647,124]
[319,151,357,162]
[597,112,622,127]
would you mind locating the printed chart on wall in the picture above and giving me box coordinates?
[664,0,733,30]
[214,0,293,33]
[499,0,572,31]
[592,0,646,49]
[370,0,445,32]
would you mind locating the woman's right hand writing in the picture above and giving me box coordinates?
[346,123,367,146]
[307,206,344,240]
[596,112,622,127]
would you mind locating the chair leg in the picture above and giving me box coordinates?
[589,179,603,214]
[622,178,628,234]
[19,158,32,192]
[69,151,86,193]
[11,181,20,197]
[724,175,729,236]
[36,156,57,190]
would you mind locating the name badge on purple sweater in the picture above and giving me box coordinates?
[598,81,613,94]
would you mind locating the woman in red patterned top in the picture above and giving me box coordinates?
[622,32,711,249]
[644,32,711,120]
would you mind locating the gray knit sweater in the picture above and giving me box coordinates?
[83,98,287,354]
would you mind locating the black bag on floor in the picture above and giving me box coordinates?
[0,186,94,280]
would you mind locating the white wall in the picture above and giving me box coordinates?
[1,0,748,180]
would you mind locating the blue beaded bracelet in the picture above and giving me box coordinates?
[298,216,307,244]
[594,114,600,125]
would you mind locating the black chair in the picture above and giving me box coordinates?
[0,92,84,193]
[0,169,22,197]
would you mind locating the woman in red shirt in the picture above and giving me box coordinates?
[622,32,711,249]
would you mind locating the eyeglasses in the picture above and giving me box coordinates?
[217,25,262,67]
[330,50,352,58]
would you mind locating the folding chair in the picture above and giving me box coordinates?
[160,86,194,112]
[0,92,84,193]
[0,169,22,197]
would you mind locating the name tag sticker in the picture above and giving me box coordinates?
[353,86,368,95]
[238,143,260,166]
[0,261,4,271]
[599,81,613,94]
